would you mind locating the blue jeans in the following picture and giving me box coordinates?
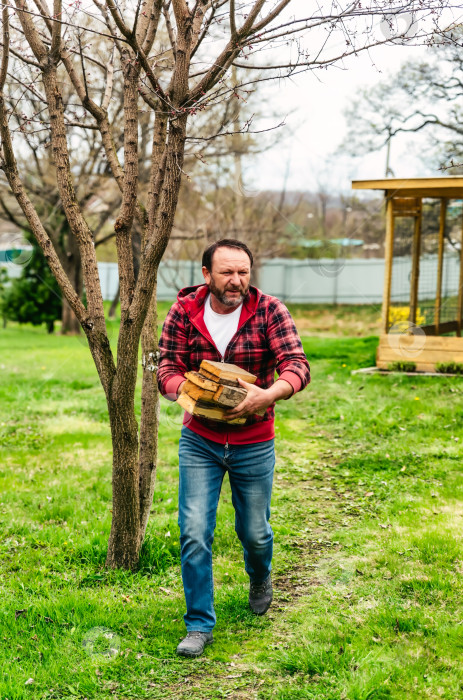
[178,426,275,632]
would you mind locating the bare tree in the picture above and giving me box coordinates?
[0,0,453,569]
[0,66,124,332]
[341,26,463,173]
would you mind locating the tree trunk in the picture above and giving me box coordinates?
[60,228,83,334]
[138,276,160,545]
[106,388,141,570]
[61,299,81,334]
[108,283,120,319]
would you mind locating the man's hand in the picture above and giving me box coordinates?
[223,377,293,421]
[177,380,186,398]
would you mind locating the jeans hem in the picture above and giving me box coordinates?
[185,627,214,634]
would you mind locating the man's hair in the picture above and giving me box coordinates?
[202,239,254,271]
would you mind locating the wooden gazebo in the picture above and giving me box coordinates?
[352,178,463,372]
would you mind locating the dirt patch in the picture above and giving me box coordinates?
[293,308,381,337]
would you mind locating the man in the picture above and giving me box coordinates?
[157,239,310,658]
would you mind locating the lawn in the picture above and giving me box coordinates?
[1,306,463,700]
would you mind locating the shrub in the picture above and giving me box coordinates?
[435,362,463,375]
[0,235,61,333]
[388,361,417,372]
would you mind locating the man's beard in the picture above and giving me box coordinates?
[208,277,248,307]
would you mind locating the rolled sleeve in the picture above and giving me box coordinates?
[267,300,311,394]
[278,370,303,397]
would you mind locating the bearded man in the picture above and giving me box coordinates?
[157,239,310,658]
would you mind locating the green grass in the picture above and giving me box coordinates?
[1,312,463,699]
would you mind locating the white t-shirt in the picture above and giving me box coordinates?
[203,293,242,358]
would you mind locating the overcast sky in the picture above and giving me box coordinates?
[244,3,463,194]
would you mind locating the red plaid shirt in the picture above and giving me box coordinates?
[157,284,310,444]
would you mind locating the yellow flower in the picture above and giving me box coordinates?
[414,397,420,401]
[342,364,346,368]
[388,306,425,331]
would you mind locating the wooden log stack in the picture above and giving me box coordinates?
[176,360,265,424]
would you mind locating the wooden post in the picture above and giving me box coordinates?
[409,199,422,328]
[382,196,394,334]
[458,208,463,337]
[435,198,447,336]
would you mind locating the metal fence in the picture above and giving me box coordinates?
[3,255,460,306]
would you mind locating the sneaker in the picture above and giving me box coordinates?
[176,631,214,658]
[249,574,273,615]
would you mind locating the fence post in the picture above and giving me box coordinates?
[282,263,287,302]
[190,259,195,286]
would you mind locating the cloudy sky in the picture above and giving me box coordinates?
[253,44,422,193]
[244,2,463,193]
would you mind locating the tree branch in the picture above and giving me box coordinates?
[171,0,190,27]
[101,45,115,110]
[229,0,237,42]
[163,1,177,59]
[50,0,61,59]
[105,0,169,107]
[139,0,162,53]
[13,0,48,65]
[1,72,86,326]
[0,4,9,91]
[115,69,140,317]
[31,0,53,33]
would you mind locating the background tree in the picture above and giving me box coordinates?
[0,67,125,333]
[0,232,62,332]
[341,27,463,173]
[0,0,451,570]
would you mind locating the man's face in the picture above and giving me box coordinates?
[202,247,251,308]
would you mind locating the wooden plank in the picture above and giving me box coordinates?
[184,371,219,391]
[435,199,447,335]
[377,348,463,363]
[352,178,463,197]
[213,384,247,407]
[418,320,459,336]
[387,188,463,198]
[382,197,395,334]
[199,360,257,385]
[458,212,463,337]
[212,386,266,416]
[177,392,247,424]
[378,334,463,350]
[409,200,422,328]
[353,177,463,188]
[183,380,216,402]
[392,197,421,217]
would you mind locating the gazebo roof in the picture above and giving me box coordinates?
[352,177,463,198]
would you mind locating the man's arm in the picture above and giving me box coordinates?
[266,298,311,394]
[157,305,189,401]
